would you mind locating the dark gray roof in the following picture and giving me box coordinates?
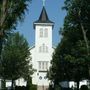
[34,7,54,24]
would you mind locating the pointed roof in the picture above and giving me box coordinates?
[34,7,53,24]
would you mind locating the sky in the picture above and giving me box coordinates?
[16,0,66,47]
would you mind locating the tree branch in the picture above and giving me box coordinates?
[0,0,8,30]
[78,10,89,55]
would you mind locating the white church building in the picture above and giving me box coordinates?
[30,4,89,90]
[0,1,88,90]
[30,6,54,90]
[0,4,55,90]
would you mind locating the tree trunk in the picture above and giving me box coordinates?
[1,79,6,89]
[78,10,89,56]
[76,81,80,90]
[80,23,89,55]
[0,38,3,55]
[11,79,15,90]
[79,10,90,87]
[0,0,8,27]
[0,0,8,56]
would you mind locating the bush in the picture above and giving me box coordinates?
[61,88,72,90]
[31,85,37,90]
[55,85,61,90]
[15,86,26,90]
[49,84,54,90]
[15,85,37,90]
[80,85,88,90]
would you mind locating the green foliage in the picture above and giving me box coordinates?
[54,85,61,90]
[15,86,27,90]
[80,85,88,90]
[1,79,6,90]
[0,0,31,55]
[0,32,33,81]
[31,85,37,90]
[0,0,31,31]
[26,76,33,90]
[48,0,90,90]
[15,84,37,90]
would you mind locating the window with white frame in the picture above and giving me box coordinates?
[39,44,48,53]
[38,61,48,71]
[39,28,48,38]
[44,28,48,37]
[42,44,45,52]
[40,28,43,37]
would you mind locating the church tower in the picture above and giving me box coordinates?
[30,5,54,90]
[34,6,54,56]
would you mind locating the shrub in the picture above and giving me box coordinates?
[15,86,26,90]
[31,85,37,90]
[80,85,88,90]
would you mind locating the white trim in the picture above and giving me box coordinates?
[34,23,54,26]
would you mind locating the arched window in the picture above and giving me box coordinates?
[44,28,48,37]
[40,28,43,37]
[38,61,49,71]
[39,44,48,53]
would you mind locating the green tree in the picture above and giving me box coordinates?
[0,0,31,55]
[48,43,73,85]
[0,32,33,90]
[62,0,90,89]
[63,0,90,54]
[48,0,90,90]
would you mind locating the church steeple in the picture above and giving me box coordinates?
[38,7,49,22]
[31,1,54,89]
[33,0,54,29]
[34,7,53,24]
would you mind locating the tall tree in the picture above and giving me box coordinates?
[63,0,90,55]
[48,0,90,90]
[0,32,33,89]
[0,0,31,55]
[62,0,90,88]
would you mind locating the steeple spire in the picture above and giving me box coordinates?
[34,0,54,27]
[34,7,53,24]
[42,0,45,7]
